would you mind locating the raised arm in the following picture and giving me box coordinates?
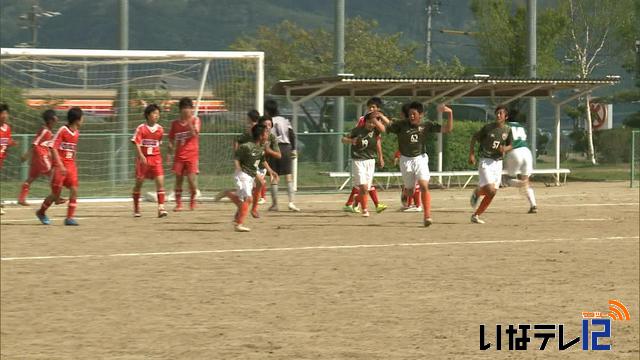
[438,104,454,134]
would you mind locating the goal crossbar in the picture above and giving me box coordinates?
[1,48,264,61]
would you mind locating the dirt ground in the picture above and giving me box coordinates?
[1,182,638,359]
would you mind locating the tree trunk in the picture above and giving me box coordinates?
[585,95,597,164]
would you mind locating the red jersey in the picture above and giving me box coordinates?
[169,116,200,161]
[52,125,79,165]
[32,126,54,159]
[132,123,164,157]
[0,123,13,160]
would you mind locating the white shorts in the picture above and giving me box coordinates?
[352,159,375,189]
[478,158,503,188]
[399,154,430,189]
[234,171,255,201]
[504,147,533,177]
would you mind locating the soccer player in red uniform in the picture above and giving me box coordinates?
[168,97,201,211]
[18,110,58,206]
[1,103,17,215]
[36,107,84,225]
[131,103,168,218]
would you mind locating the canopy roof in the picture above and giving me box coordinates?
[270,75,620,99]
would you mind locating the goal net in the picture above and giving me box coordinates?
[0,48,263,200]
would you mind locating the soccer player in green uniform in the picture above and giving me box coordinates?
[469,105,514,224]
[380,101,453,227]
[224,124,274,232]
[341,110,386,217]
[504,119,537,213]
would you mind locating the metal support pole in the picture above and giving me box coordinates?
[527,0,537,166]
[425,0,433,66]
[292,102,299,191]
[436,106,443,184]
[194,60,211,117]
[119,0,129,181]
[110,134,117,189]
[256,54,264,114]
[554,103,561,185]
[20,135,29,181]
[334,0,345,171]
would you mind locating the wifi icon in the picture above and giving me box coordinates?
[608,299,631,321]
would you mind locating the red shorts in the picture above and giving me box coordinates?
[136,156,164,180]
[172,158,199,176]
[29,155,53,178]
[51,164,78,189]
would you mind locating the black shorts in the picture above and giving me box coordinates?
[268,143,293,175]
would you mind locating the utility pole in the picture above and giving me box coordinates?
[334,0,345,171]
[17,2,61,87]
[425,0,440,66]
[527,0,537,166]
[119,0,129,180]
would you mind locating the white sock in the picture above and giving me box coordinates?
[287,182,295,203]
[526,187,537,207]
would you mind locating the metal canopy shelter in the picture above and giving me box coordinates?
[270,75,620,184]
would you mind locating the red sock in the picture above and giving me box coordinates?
[369,186,379,207]
[422,190,431,218]
[359,190,368,212]
[38,197,54,214]
[157,189,165,205]
[260,185,267,199]
[475,194,495,216]
[237,199,250,224]
[67,197,77,219]
[252,187,260,211]
[19,182,30,202]
[190,190,196,208]
[414,186,421,207]
[133,192,141,213]
[175,189,182,206]
[346,187,358,206]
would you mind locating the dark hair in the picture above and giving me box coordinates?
[251,124,267,141]
[144,103,161,119]
[401,103,411,118]
[247,109,260,123]
[258,115,272,126]
[366,97,382,108]
[264,99,279,117]
[178,97,193,110]
[0,103,8,113]
[67,107,83,124]
[495,105,509,116]
[408,101,424,114]
[42,109,57,123]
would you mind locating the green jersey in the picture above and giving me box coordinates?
[474,122,513,160]
[387,120,441,157]
[507,121,528,149]
[235,141,264,177]
[348,127,380,160]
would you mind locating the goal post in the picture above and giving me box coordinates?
[0,48,264,200]
[632,130,640,188]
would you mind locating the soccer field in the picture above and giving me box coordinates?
[1,182,638,359]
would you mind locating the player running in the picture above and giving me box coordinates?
[168,97,200,211]
[342,110,386,217]
[469,105,514,224]
[504,118,537,213]
[380,102,454,227]
[36,107,84,226]
[131,103,168,218]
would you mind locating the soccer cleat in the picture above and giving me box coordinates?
[36,211,50,225]
[362,209,370,217]
[528,206,538,214]
[64,218,79,226]
[234,224,251,232]
[288,202,301,212]
[251,209,260,218]
[158,209,168,218]
[134,212,142,218]
[403,205,421,212]
[375,203,388,214]
[258,197,266,205]
[268,205,278,212]
[18,200,29,206]
[342,205,354,212]
[470,192,480,209]
[471,214,485,224]
[423,218,433,227]
[55,197,67,205]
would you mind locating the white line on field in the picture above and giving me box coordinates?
[1,236,637,262]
